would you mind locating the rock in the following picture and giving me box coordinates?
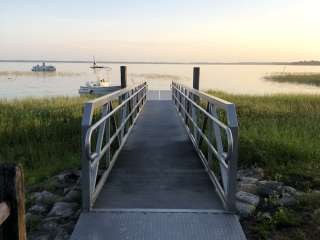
[236,191,260,206]
[239,177,259,184]
[261,212,272,220]
[279,193,297,207]
[54,228,70,240]
[40,219,59,232]
[282,186,297,196]
[33,191,59,207]
[257,180,283,197]
[237,168,264,180]
[28,204,48,215]
[236,201,256,217]
[56,170,80,184]
[63,188,70,195]
[238,183,258,194]
[48,202,78,219]
[71,209,81,221]
[31,233,52,240]
[63,190,81,203]
[314,208,320,217]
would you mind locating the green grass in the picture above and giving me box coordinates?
[265,73,320,87]
[207,91,320,191]
[0,96,91,185]
[206,91,320,239]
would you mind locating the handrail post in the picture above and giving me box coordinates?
[226,127,238,211]
[81,103,94,211]
[226,105,239,211]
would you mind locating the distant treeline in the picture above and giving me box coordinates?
[0,60,320,65]
[290,60,320,65]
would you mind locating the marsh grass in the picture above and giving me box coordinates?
[0,96,91,185]
[207,91,320,191]
[265,73,320,87]
[1,92,320,192]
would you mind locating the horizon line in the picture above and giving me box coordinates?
[0,59,320,66]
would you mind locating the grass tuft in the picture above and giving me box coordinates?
[265,73,320,86]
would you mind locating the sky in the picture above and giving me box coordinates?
[0,0,319,62]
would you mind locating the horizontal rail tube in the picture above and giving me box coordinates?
[172,93,230,168]
[88,91,146,164]
[86,82,146,109]
[89,85,146,131]
[172,85,231,131]
[172,85,233,163]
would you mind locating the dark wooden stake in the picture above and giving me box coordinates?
[0,164,26,240]
[193,67,200,90]
[120,66,127,89]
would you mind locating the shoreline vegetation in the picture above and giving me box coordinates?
[265,72,320,87]
[207,91,320,240]
[0,92,319,239]
[0,96,90,185]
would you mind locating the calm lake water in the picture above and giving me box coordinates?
[1,62,320,99]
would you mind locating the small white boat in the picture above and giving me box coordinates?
[32,62,56,72]
[80,64,117,95]
[79,79,120,95]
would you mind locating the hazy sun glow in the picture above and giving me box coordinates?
[1,0,319,61]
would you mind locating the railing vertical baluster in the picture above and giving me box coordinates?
[95,104,109,154]
[105,103,111,167]
[210,104,224,155]
[210,104,229,193]
[191,93,198,142]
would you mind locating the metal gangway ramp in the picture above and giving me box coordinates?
[71,81,246,240]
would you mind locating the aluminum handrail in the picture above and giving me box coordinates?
[81,82,147,210]
[172,86,234,165]
[171,81,239,211]
[85,86,146,161]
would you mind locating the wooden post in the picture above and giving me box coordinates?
[120,66,127,89]
[0,164,26,240]
[192,67,200,144]
[193,67,200,90]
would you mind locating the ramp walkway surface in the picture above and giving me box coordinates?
[71,92,246,240]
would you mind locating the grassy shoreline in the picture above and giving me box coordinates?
[265,73,320,87]
[1,93,319,188]
[207,91,320,189]
[207,90,320,240]
[0,96,91,185]
[1,93,319,239]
